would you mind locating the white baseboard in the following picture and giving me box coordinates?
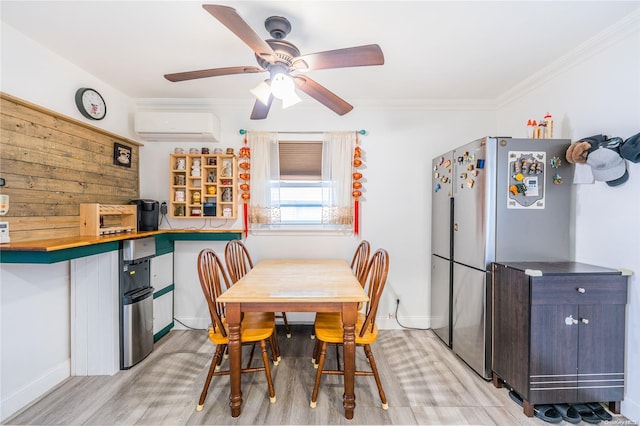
[172,316,209,330]
[0,359,70,423]
[376,315,430,330]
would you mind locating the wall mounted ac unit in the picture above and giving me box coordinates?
[134,111,220,142]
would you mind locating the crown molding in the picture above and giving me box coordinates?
[352,98,498,111]
[134,98,242,110]
[134,97,499,112]
[496,7,640,108]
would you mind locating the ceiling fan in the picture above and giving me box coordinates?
[164,4,384,120]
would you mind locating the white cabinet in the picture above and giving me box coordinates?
[151,252,173,288]
[151,253,174,339]
[70,251,119,376]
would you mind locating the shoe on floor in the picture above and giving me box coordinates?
[509,390,524,407]
[508,391,562,423]
[552,404,581,424]
[572,403,601,424]
[586,402,613,421]
[534,405,563,423]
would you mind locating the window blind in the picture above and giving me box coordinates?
[278,141,322,180]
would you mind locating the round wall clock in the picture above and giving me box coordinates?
[75,88,107,120]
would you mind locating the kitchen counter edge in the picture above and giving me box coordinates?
[0,229,243,263]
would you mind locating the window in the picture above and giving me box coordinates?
[275,181,324,224]
[275,141,323,225]
[247,131,355,233]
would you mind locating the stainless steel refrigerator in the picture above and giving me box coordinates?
[430,136,572,379]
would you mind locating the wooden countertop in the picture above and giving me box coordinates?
[0,229,243,264]
[0,229,243,252]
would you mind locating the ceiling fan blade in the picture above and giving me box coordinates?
[293,76,353,116]
[164,66,264,82]
[203,5,277,63]
[250,95,274,120]
[292,44,384,71]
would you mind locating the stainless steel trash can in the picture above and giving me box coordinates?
[122,287,154,369]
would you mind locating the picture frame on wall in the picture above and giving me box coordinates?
[114,142,132,167]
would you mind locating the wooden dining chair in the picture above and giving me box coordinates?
[196,248,276,412]
[351,240,371,286]
[310,248,390,410]
[225,240,292,338]
[310,240,370,341]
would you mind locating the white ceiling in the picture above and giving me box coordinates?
[2,1,639,108]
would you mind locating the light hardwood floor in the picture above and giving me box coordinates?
[6,325,633,425]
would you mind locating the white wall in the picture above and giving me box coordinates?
[0,24,135,139]
[496,14,640,422]
[0,263,70,420]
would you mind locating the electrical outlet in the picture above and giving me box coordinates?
[388,312,392,319]
[0,221,10,243]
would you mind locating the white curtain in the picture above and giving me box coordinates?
[322,131,355,225]
[247,131,281,225]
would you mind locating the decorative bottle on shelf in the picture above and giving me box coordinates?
[191,159,201,177]
[543,112,554,138]
[221,160,232,177]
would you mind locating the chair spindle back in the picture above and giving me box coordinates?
[225,240,254,283]
[197,248,231,338]
[350,240,371,286]
[360,249,390,337]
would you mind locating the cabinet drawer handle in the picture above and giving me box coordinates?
[577,287,586,294]
[581,318,590,325]
[565,315,578,326]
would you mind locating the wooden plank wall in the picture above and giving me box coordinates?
[0,93,141,242]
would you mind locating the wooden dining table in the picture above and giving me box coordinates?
[217,258,368,419]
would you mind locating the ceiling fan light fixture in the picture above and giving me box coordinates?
[270,72,296,100]
[250,80,272,106]
[281,90,302,109]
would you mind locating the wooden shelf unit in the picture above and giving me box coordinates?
[80,203,137,236]
[169,153,237,219]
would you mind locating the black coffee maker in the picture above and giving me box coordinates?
[129,199,159,231]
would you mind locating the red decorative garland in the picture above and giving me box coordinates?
[352,136,363,236]
[243,202,248,237]
[354,198,359,235]
[239,137,251,237]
